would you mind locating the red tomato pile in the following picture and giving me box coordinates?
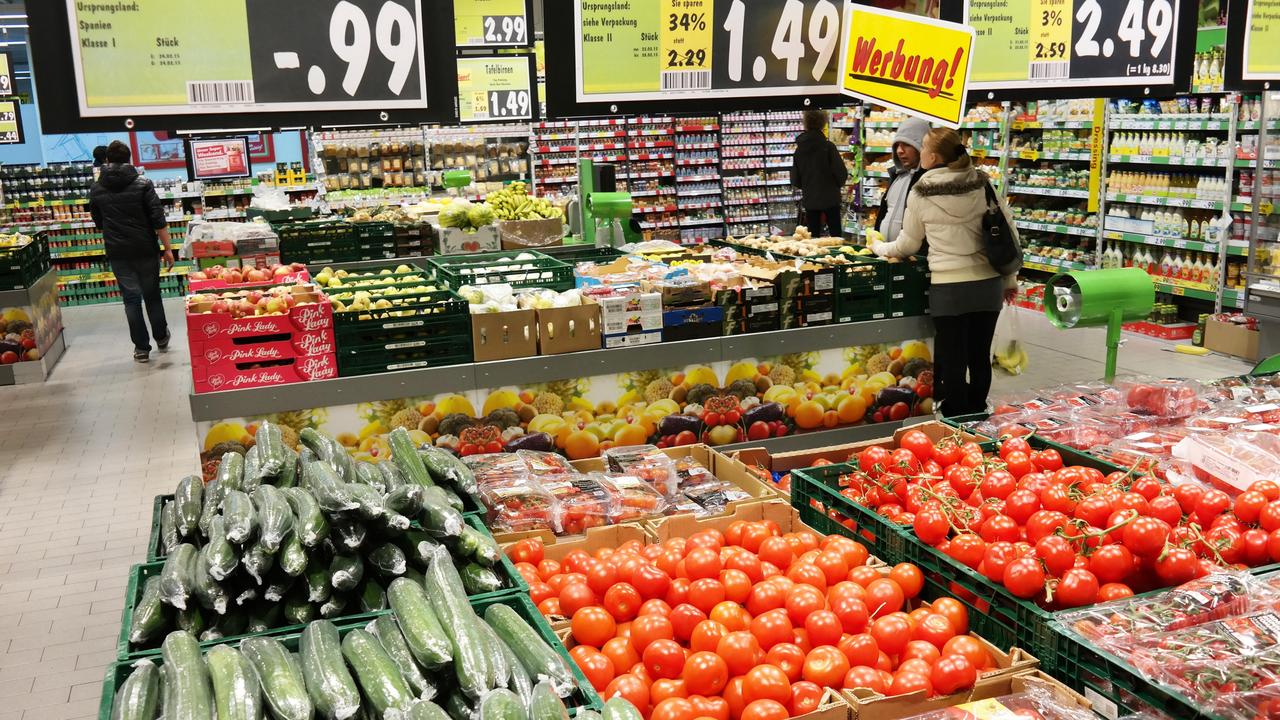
[836,430,1280,609]
[507,521,997,720]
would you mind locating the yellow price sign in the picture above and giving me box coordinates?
[660,0,712,73]
[971,148,988,159]
[1030,0,1069,67]
[1018,149,1040,161]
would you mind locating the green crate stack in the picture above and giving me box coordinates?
[350,221,399,261]
[427,250,574,292]
[332,288,473,376]
[0,232,50,290]
[540,244,625,265]
[887,255,930,317]
[822,256,889,322]
[392,222,435,257]
[276,220,359,264]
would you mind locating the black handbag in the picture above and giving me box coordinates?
[981,180,1022,276]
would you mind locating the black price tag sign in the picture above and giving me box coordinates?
[483,15,529,44]
[486,89,533,118]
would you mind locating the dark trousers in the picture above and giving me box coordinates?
[805,206,844,239]
[110,254,169,352]
[931,311,1000,417]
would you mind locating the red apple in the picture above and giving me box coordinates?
[1,351,17,364]
[273,265,292,277]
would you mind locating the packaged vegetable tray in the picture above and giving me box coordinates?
[603,444,679,496]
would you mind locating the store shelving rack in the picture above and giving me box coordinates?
[424,123,531,201]
[673,116,724,244]
[720,111,769,238]
[626,116,679,237]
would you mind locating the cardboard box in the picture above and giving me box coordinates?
[498,218,565,250]
[185,288,333,349]
[537,304,601,355]
[1205,316,1260,361]
[585,289,663,335]
[848,671,1085,720]
[191,353,338,393]
[437,226,500,255]
[471,309,537,361]
[602,330,661,349]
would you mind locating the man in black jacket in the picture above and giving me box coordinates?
[791,109,849,238]
[89,140,175,363]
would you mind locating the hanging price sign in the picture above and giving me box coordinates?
[571,0,844,103]
[457,55,535,123]
[1241,0,1280,81]
[454,0,531,47]
[964,0,1184,91]
[0,99,21,145]
[28,0,457,131]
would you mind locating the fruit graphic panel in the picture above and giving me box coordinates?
[195,340,932,473]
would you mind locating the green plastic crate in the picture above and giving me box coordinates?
[146,495,170,562]
[0,233,50,290]
[541,244,626,264]
[332,288,473,376]
[887,256,930,317]
[428,250,573,292]
[836,292,888,323]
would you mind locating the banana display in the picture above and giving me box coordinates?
[993,338,1029,376]
[486,182,564,221]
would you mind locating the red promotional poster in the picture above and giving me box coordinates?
[189,137,251,180]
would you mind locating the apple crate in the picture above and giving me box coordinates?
[185,289,336,387]
[428,249,573,292]
[332,288,473,376]
[191,352,339,393]
[186,266,310,292]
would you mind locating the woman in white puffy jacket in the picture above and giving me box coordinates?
[870,127,1019,417]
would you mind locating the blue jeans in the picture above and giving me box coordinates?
[110,254,169,352]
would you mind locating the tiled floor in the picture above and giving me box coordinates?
[0,301,1254,719]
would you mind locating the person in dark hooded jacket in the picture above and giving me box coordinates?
[791,109,848,238]
[89,140,174,363]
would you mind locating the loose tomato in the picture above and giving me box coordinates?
[888,671,932,697]
[789,680,824,714]
[685,547,722,581]
[604,582,643,622]
[928,598,969,635]
[688,578,728,615]
[765,642,806,682]
[743,664,792,706]
[651,697,695,720]
[633,564,673,600]
[785,584,826,626]
[721,569,753,605]
[913,613,957,649]
[889,563,924,599]
[749,608,794,651]
[644,639,687,680]
[604,674,651,715]
[942,635,991,670]
[931,653,977,695]
[802,645,850,687]
[574,647,616,691]
[602,636,641,675]
[803,609,843,648]
[746,580,787,617]
[716,630,763,677]
[690,695,730,720]
[507,538,544,565]
[650,678,688,706]
[740,699,789,720]
[631,614,675,654]
[571,606,617,648]
[869,614,912,656]
[690,619,729,653]
[843,665,886,692]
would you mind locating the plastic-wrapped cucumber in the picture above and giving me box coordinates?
[495,623,532,704]
[278,446,300,489]
[328,436,358,485]
[242,539,275,586]
[577,712,601,720]
[378,461,407,491]
[438,487,466,514]
[264,569,296,603]
[389,427,432,487]
[174,475,203,539]
[301,620,361,720]
[475,618,511,690]
[234,588,258,608]
[256,420,287,479]
[419,446,478,495]
[299,428,335,463]
[358,579,388,613]
[400,530,440,566]
[476,689,524,720]
[205,516,239,582]
[330,553,364,592]
[176,605,206,636]
[159,499,180,557]
[243,444,263,493]
[386,578,452,669]
[206,645,262,720]
[282,487,328,547]
[191,550,229,615]
[529,681,569,720]
[246,600,282,634]
[199,478,224,537]
[162,631,213,720]
[355,461,386,491]
[422,545,489,699]
[346,483,388,522]
[368,542,407,577]
[331,517,367,550]
[320,591,349,619]
[200,608,247,642]
[454,525,499,568]
[342,628,414,717]
[112,658,161,720]
[217,451,246,492]
[160,543,198,610]
[370,615,436,701]
[601,698,643,720]
[130,575,170,646]
[385,485,425,516]
[306,563,332,603]
[279,530,308,577]
[252,485,293,553]
[443,690,476,720]
[484,604,575,697]
[304,461,358,513]
[420,486,464,539]
[408,700,451,720]
[241,636,313,720]
[460,563,505,596]
[222,490,258,545]
[283,585,316,625]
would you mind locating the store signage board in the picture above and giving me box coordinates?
[838,5,973,128]
[0,53,14,97]
[457,55,537,123]
[454,0,532,47]
[0,99,22,145]
[1228,0,1280,86]
[28,0,458,132]
[961,0,1193,95]
[188,138,253,181]
[548,0,847,115]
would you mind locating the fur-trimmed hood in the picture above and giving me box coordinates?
[910,166,988,221]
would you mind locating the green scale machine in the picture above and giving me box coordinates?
[1044,267,1155,381]
[573,159,642,248]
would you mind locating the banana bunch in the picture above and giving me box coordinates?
[993,339,1029,376]
[486,181,565,221]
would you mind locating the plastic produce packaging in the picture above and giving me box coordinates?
[595,473,668,522]
[1118,376,1205,418]
[603,444,680,496]
[1171,431,1280,493]
[896,684,1098,720]
[477,477,556,534]
[463,453,528,486]
[536,473,612,535]
[516,450,577,477]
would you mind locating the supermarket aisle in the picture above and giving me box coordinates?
[0,298,197,720]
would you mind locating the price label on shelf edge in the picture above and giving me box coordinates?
[575,0,845,102]
[458,55,534,123]
[65,0,429,117]
[454,0,530,47]
[965,0,1180,90]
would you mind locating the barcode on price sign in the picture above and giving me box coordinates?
[1028,62,1068,80]
[186,81,255,105]
[661,70,711,90]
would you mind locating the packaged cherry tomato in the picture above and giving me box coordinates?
[595,473,668,523]
[672,454,719,490]
[464,452,529,486]
[603,444,679,496]
[1117,377,1205,418]
[1137,611,1280,712]
[537,473,612,535]
[517,450,577,477]
[478,477,556,534]
[896,683,1098,720]
[1171,431,1280,494]
[681,479,752,517]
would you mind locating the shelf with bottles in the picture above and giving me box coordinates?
[0,163,95,208]
[1104,169,1229,209]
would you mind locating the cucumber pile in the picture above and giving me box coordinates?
[136,425,507,652]
[112,564,581,720]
